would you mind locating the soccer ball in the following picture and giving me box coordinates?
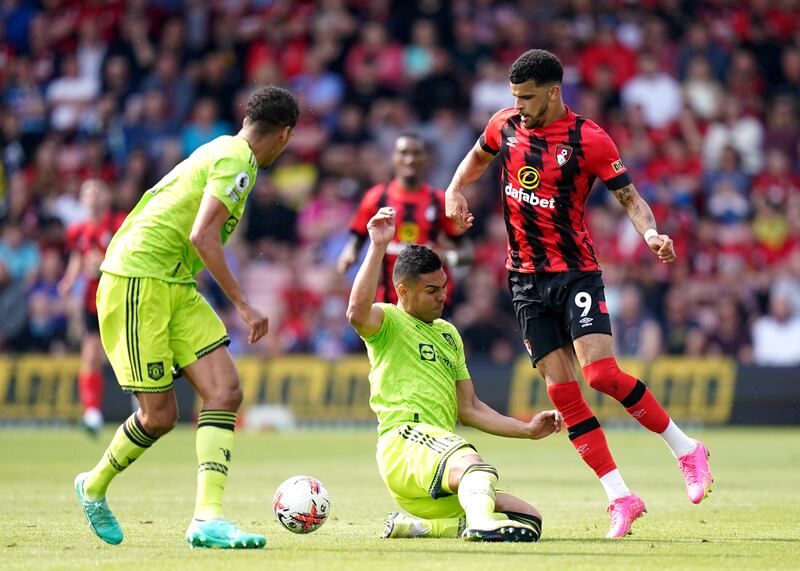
[272,475,331,534]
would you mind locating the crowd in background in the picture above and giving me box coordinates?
[1,0,800,366]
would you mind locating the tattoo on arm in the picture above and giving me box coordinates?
[612,184,634,208]
[614,183,657,232]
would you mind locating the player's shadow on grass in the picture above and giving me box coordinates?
[322,545,760,559]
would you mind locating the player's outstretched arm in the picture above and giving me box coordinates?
[444,141,493,231]
[457,379,563,440]
[612,182,677,264]
[345,208,395,338]
[57,250,82,297]
[191,193,268,344]
[336,233,367,274]
[437,236,475,269]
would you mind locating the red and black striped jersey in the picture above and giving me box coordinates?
[480,106,631,273]
[350,179,460,303]
[65,210,126,312]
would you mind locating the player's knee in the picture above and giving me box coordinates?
[139,406,178,437]
[215,385,242,411]
[582,356,619,391]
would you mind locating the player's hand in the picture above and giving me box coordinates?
[526,409,563,440]
[336,250,357,274]
[445,190,475,231]
[646,233,677,263]
[237,303,269,344]
[367,207,396,247]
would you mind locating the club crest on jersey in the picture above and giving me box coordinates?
[517,166,541,190]
[555,144,573,167]
[441,332,457,350]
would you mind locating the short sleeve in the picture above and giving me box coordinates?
[204,154,256,214]
[362,303,395,342]
[349,185,383,237]
[583,123,632,191]
[450,326,471,381]
[479,109,509,155]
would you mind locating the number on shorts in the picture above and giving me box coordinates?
[575,291,592,317]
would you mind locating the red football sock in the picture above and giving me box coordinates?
[582,357,670,434]
[547,381,617,478]
[79,371,104,411]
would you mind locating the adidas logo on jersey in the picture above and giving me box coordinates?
[504,183,555,209]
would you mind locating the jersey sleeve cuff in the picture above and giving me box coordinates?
[603,172,632,191]
[478,134,499,155]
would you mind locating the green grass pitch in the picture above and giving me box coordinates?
[2,426,799,570]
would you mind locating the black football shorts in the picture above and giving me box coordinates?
[508,270,612,367]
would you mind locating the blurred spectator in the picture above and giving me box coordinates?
[16,249,67,352]
[579,23,636,90]
[0,222,40,288]
[244,178,298,263]
[46,54,99,132]
[290,49,345,126]
[621,52,683,129]
[181,97,231,157]
[412,48,467,122]
[703,95,764,174]
[752,294,800,366]
[661,289,704,356]
[345,22,404,91]
[683,56,724,121]
[612,284,662,360]
[677,22,728,81]
[705,296,753,364]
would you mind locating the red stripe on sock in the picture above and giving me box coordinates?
[547,381,617,478]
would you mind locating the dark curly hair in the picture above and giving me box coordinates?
[509,49,563,85]
[393,245,442,284]
[245,86,300,133]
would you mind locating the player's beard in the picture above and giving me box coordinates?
[526,99,550,128]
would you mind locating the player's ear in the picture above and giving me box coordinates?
[396,282,407,299]
[279,125,293,144]
[548,84,560,102]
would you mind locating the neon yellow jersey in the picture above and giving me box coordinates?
[362,303,471,435]
[101,136,258,283]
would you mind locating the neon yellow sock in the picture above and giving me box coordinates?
[426,517,465,538]
[84,413,157,500]
[193,410,237,520]
[457,464,499,530]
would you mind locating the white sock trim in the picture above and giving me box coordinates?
[600,469,630,502]
[659,420,696,458]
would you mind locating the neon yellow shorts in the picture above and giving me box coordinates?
[376,423,477,520]
[96,272,229,393]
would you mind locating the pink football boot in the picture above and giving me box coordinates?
[606,493,646,539]
[678,441,713,504]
